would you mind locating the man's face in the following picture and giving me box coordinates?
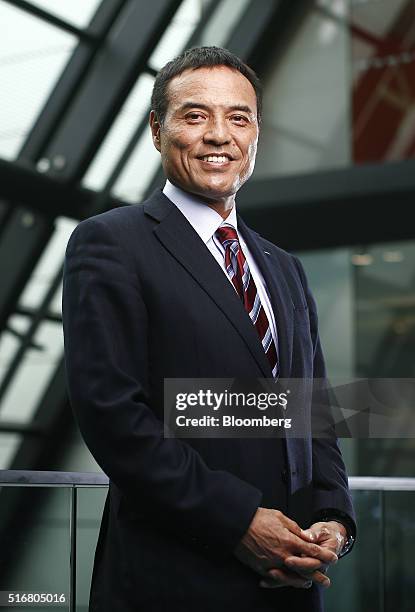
[150,65,259,204]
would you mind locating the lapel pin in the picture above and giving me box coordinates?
[264,250,270,256]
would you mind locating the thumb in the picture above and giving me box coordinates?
[300,529,315,541]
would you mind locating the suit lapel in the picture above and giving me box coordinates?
[237,216,294,378]
[237,217,296,474]
[143,191,271,378]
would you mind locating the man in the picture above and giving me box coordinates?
[62,46,356,611]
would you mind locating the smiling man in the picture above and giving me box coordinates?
[150,63,258,213]
[62,47,356,612]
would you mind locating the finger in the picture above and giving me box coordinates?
[299,528,315,542]
[314,540,339,555]
[279,515,304,537]
[260,568,314,590]
[284,556,325,572]
[308,571,331,588]
[292,537,338,565]
[283,567,331,589]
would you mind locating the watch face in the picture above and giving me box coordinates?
[339,535,355,557]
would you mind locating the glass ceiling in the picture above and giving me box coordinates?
[0,0,253,469]
[83,72,156,193]
[0,0,103,469]
[28,0,102,28]
[0,1,77,160]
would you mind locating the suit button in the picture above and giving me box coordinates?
[281,469,288,483]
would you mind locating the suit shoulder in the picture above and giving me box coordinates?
[81,203,145,230]
[68,203,147,243]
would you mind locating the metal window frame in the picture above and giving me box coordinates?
[3,0,102,40]
[35,0,183,182]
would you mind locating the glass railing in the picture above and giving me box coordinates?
[0,472,413,611]
[0,471,108,612]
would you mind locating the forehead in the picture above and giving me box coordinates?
[165,65,257,112]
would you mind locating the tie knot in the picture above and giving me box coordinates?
[215,225,239,247]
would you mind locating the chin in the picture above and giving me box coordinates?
[197,181,236,200]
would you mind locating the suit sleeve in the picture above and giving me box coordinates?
[62,216,262,556]
[292,255,357,552]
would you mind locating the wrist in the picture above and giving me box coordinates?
[320,517,354,558]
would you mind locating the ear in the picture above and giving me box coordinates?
[149,110,161,152]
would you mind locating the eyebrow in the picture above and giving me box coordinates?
[177,102,255,115]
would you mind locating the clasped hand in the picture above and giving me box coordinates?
[234,508,346,590]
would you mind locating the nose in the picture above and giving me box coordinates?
[203,117,231,146]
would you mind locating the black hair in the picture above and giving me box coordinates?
[150,45,262,126]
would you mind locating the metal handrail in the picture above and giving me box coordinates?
[348,476,415,490]
[0,470,108,486]
[1,470,415,489]
[0,470,413,612]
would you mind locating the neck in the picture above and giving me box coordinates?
[165,179,236,219]
[202,195,236,220]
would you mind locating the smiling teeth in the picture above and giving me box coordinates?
[202,155,228,163]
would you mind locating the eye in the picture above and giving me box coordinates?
[185,112,205,121]
[231,114,249,124]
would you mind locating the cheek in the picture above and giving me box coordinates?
[237,142,257,177]
[247,140,258,162]
[168,124,199,150]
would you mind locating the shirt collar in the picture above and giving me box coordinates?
[163,179,238,244]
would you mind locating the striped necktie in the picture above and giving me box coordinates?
[214,225,278,378]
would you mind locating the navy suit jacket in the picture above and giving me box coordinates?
[62,189,355,612]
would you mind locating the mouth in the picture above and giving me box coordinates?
[197,153,233,166]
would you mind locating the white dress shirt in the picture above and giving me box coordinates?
[163,180,278,350]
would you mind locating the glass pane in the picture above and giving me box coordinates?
[198,0,251,47]
[351,0,415,164]
[355,241,415,379]
[0,486,71,611]
[0,320,63,424]
[0,2,77,160]
[27,0,102,28]
[255,0,415,178]
[149,0,205,71]
[385,491,415,612]
[296,246,357,477]
[148,0,249,72]
[297,238,415,478]
[0,315,31,385]
[111,129,161,203]
[325,489,380,612]
[354,240,415,477]
[76,487,107,611]
[298,248,355,378]
[49,281,64,316]
[255,0,350,179]
[0,432,22,468]
[82,73,155,191]
[19,217,77,311]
